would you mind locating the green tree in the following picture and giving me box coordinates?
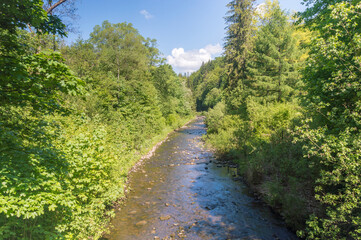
[0,0,65,36]
[247,0,300,103]
[299,0,346,27]
[1,1,193,239]
[151,64,191,117]
[224,0,256,113]
[188,57,226,111]
[0,0,84,238]
[0,0,81,112]
[298,1,361,239]
[90,21,149,81]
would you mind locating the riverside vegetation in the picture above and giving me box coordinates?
[0,1,193,239]
[189,0,361,239]
[1,0,360,239]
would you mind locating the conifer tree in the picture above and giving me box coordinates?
[247,0,299,103]
[224,0,256,113]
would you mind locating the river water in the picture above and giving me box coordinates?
[106,117,298,240]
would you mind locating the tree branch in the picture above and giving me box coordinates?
[46,0,68,14]
[27,24,34,34]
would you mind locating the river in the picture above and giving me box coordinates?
[106,117,298,240]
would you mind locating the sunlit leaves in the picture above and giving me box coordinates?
[0,0,65,35]
[299,1,361,239]
[1,51,84,113]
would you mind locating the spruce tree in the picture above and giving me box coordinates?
[224,0,256,113]
[247,0,299,103]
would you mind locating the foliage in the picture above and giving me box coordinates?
[199,0,313,232]
[0,51,83,112]
[299,0,346,27]
[205,104,244,155]
[301,2,361,133]
[0,0,65,36]
[247,0,301,103]
[0,0,193,238]
[89,21,149,80]
[297,2,361,239]
[0,107,74,239]
[151,64,192,117]
[224,0,256,113]
[205,101,226,134]
[0,0,80,112]
[200,0,361,238]
[188,57,226,111]
[204,88,222,108]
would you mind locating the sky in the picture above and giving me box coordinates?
[67,0,306,73]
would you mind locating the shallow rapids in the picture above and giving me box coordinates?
[106,117,298,240]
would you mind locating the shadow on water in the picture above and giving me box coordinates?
[105,117,298,240]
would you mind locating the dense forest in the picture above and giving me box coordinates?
[190,0,361,239]
[1,0,360,239]
[0,0,193,238]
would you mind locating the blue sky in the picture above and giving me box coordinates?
[67,0,306,73]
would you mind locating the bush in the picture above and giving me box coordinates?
[204,101,226,133]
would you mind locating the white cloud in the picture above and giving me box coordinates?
[140,10,153,19]
[167,43,223,73]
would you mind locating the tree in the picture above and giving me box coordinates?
[188,57,226,111]
[90,21,149,81]
[247,0,300,103]
[145,37,162,67]
[43,0,79,33]
[299,0,346,27]
[0,0,65,34]
[0,0,81,112]
[298,1,361,239]
[0,0,84,238]
[45,0,69,14]
[151,64,192,117]
[224,0,256,113]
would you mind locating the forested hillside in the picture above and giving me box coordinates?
[191,0,361,238]
[0,1,193,239]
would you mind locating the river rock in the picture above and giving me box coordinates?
[178,231,187,238]
[135,220,147,226]
[159,215,171,221]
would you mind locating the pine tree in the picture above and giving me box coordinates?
[247,0,299,103]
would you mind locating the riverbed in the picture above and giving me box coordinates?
[106,117,297,240]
